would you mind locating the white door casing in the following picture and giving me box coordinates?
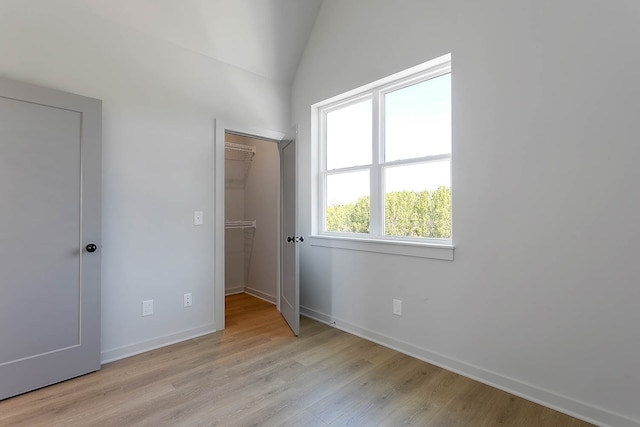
[0,78,101,400]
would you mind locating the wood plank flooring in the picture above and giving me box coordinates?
[0,293,594,426]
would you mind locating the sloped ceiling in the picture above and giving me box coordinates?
[64,0,323,83]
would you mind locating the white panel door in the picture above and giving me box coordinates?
[0,79,102,400]
[279,127,299,335]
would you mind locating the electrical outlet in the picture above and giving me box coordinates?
[183,293,193,307]
[142,299,154,316]
[393,299,402,316]
[194,211,203,225]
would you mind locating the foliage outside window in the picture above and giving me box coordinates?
[318,56,452,243]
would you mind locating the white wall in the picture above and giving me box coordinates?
[0,0,289,362]
[243,138,280,303]
[292,1,640,426]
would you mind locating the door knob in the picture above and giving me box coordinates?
[85,243,97,253]
[287,236,294,243]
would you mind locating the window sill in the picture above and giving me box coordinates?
[308,235,454,261]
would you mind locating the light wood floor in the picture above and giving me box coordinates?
[0,293,593,426]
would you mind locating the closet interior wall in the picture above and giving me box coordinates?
[224,133,279,303]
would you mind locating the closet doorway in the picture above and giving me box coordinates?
[224,132,280,306]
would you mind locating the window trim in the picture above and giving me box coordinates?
[311,53,454,260]
[308,235,454,261]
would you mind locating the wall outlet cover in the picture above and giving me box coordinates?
[194,211,203,225]
[183,293,193,307]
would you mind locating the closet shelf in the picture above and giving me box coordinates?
[225,142,256,188]
[225,142,255,163]
[225,220,256,229]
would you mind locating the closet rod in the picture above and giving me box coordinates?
[225,142,256,155]
[224,220,256,229]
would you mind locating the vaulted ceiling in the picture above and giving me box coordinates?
[64,0,324,83]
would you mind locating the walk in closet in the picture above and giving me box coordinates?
[224,133,279,303]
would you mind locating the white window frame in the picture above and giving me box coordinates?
[310,53,454,261]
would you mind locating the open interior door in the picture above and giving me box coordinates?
[279,127,299,335]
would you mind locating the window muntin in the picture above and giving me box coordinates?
[318,58,451,244]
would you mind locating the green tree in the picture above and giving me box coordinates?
[349,195,370,233]
[427,186,451,238]
[385,191,419,237]
[325,196,370,233]
[326,203,353,232]
[326,187,451,238]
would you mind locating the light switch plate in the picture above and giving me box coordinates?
[142,299,154,316]
[393,299,402,316]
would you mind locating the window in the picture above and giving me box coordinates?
[315,54,452,253]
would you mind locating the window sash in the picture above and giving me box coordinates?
[320,94,373,172]
[319,62,451,242]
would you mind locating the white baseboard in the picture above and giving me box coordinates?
[300,306,638,427]
[100,323,217,364]
[300,305,332,324]
[244,287,276,304]
[225,286,244,296]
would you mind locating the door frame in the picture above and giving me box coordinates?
[213,119,289,330]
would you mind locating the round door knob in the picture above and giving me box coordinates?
[86,243,97,253]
